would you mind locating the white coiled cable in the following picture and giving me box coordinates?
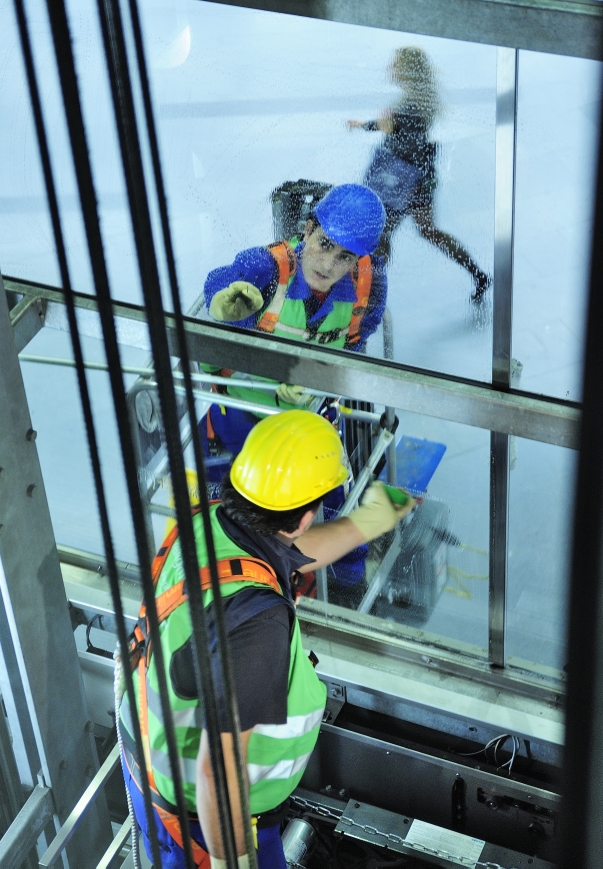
[114,646,142,869]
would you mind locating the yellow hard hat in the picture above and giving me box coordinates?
[230,410,349,510]
[164,469,200,534]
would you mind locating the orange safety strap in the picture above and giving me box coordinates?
[132,507,277,866]
[138,504,282,637]
[137,656,158,791]
[155,807,211,867]
[124,747,210,867]
[136,636,210,866]
[153,557,282,626]
[257,241,296,333]
[205,401,218,442]
[347,255,372,346]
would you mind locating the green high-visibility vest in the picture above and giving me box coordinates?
[119,505,326,814]
[215,240,368,410]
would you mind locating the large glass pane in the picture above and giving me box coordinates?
[144,2,497,380]
[514,50,601,401]
[0,0,140,302]
[18,325,149,563]
[298,407,490,657]
[2,1,496,381]
[507,437,576,674]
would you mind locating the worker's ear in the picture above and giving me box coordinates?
[296,508,317,536]
[302,219,314,241]
[279,508,318,539]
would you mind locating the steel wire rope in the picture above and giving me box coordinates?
[97,0,246,864]
[39,0,198,865]
[12,2,162,866]
[123,0,259,863]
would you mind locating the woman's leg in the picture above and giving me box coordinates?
[411,201,490,302]
[374,205,405,263]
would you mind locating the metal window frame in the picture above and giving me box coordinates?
[202,0,603,60]
[8,0,597,706]
[8,273,579,693]
[0,282,113,868]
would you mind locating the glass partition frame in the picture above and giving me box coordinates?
[7,0,602,703]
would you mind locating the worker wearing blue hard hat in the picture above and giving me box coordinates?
[204,183,386,354]
[198,184,387,592]
[200,183,387,460]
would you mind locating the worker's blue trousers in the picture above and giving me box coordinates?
[123,755,287,869]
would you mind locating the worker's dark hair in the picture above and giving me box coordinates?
[221,472,323,535]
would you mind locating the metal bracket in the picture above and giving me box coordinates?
[10,295,46,353]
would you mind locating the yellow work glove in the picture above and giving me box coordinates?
[348,481,416,543]
[276,383,313,407]
[210,856,249,869]
[208,282,264,322]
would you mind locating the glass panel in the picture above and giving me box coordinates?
[297,407,490,657]
[144,2,497,380]
[1,0,141,302]
[126,339,491,656]
[507,437,576,674]
[514,50,601,401]
[2,1,497,381]
[18,325,150,563]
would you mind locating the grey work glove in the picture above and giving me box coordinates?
[208,282,263,322]
[348,481,416,543]
[135,388,162,433]
[210,856,249,869]
[275,383,313,407]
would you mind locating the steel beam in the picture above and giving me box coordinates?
[202,0,603,61]
[558,72,603,869]
[0,784,54,869]
[38,745,120,868]
[0,279,112,867]
[487,48,517,668]
[0,693,24,837]
[9,295,46,354]
[4,278,581,449]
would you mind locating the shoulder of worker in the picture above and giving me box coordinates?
[203,245,278,306]
[367,253,387,294]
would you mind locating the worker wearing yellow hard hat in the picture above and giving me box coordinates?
[119,410,414,869]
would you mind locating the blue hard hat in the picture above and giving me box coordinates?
[314,184,386,256]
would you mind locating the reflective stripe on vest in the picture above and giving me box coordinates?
[122,506,326,816]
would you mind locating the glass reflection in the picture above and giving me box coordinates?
[129,350,491,657]
[507,437,575,673]
[18,326,148,564]
[1,1,496,380]
[347,46,490,303]
[299,409,490,658]
[513,50,600,402]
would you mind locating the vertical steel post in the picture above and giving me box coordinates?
[489,47,518,667]
[0,281,112,867]
[558,65,603,869]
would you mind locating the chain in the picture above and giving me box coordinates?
[289,794,344,822]
[290,797,527,869]
[337,815,526,869]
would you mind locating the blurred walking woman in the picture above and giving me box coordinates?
[348,46,490,303]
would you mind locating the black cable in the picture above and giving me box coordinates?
[95,0,243,863]
[123,0,256,861]
[39,0,196,864]
[12,3,164,865]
